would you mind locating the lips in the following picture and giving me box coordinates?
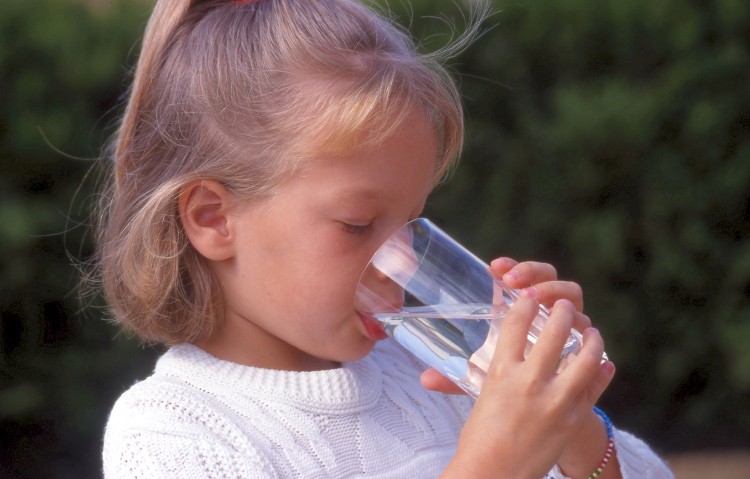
[358,312,388,341]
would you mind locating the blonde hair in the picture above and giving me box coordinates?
[97,0,474,345]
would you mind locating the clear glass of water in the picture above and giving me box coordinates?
[355,218,606,398]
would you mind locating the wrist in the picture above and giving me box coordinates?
[585,408,616,479]
[558,408,619,479]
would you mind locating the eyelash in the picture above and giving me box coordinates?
[341,222,371,236]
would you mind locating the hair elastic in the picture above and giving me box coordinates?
[585,407,616,479]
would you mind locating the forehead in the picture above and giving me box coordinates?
[291,77,438,166]
[293,109,439,201]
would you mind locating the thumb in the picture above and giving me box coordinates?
[586,360,616,406]
[420,368,467,395]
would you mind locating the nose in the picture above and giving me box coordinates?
[356,264,405,314]
[356,221,420,314]
[371,234,419,281]
[374,266,392,282]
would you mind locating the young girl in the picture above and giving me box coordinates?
[99,0,673,477]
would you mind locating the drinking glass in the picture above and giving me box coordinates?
[355,218,607,398]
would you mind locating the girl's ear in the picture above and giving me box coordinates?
[179,180,236,261]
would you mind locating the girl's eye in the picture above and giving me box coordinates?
[341,222,371,236]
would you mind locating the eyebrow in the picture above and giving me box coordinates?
[330,187,383,202]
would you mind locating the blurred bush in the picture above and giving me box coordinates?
[411,0,750,450]
[1,0,748,477]
[0,1,160,478]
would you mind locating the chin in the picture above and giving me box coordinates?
[335,338,379,364]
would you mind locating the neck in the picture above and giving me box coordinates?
[195,326,341,372]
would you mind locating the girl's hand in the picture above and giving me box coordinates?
[420,257,592,393]
[427,257,619,478]
[442,298,615,478]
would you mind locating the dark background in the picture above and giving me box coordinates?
[1,0,748,477]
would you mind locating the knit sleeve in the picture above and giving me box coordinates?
[103,429,278,479]
[612,428,674,479]
[547,427,674,479]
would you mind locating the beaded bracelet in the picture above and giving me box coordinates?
[585,407,616,479]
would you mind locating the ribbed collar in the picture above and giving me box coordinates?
[154,343,384,414]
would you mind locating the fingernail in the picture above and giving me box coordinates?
[520,286,537,298]
[602,361,616,376]
[554,299,575,310]
[503,269,521,282]
[492,256,512,265]
[585,327,599,335]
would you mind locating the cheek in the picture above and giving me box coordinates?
[240,225,374,311]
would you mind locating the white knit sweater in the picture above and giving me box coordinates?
[103,341,673,478]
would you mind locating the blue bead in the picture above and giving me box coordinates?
[593,406,614,438]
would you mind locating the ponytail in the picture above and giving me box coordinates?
[100,0,223,344]
[115,0,190,186]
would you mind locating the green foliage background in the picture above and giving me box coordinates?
[1,0,748,477]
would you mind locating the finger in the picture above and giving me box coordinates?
[525,299,577,375]
[529,280,584,312]
[500,261,558,289]
[573,313,592,333]
[559,328,612,405]
[491,297,540,365]
[420,368,467,395]
[489,257,518,277]
[519,290,590,336]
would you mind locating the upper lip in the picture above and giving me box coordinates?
[357,311,387,334]
[357,310,376,321]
